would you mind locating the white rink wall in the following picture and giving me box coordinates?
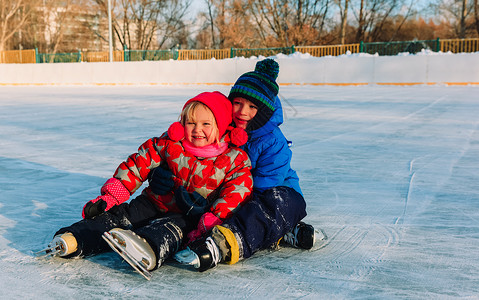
[0,51,478,86]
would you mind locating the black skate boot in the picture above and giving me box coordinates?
[174,237,221,272]
[283,222,316,250]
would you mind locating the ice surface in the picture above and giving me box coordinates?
[1,84,478,298]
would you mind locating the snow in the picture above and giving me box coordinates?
[1,51,479,85]
[1,59,479,298]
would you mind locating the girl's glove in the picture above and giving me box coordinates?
[187,212,223,243]
[174,186,209,218]
[82,178,130,219]
[148,167,174,195]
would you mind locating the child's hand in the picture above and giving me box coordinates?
[82,178,130,219]
[187,212,222,243]
[82,198,107,219]
[174,186,209,218]
[148,167,174,195]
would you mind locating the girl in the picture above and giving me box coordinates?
[40,91,252,279]
[172,59,317,271]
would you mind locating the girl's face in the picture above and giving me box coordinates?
[232,97,258,129]
[184,105,217,147]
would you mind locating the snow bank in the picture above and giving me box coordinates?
[0,51,478,85]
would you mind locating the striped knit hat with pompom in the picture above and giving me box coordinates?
[228,58,280,131]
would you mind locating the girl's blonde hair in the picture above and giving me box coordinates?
[180,101,220,144]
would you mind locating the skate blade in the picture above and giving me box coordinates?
[311,228,328,250]
[35,246,61,258]
[315,228,328,242]
[102,232,152,280]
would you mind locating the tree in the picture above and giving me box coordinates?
[460,0,468,37]
[431,0,476,38]
[40,0,72,53]
[0,0,40,51]
[196,0,258,49]
[350,0,412,42]
[335,0,350,44]
[202,0,225,48]
[374,0,416,41]
[475,0,479,35]
[247,0,331,47]
[90,0,191,50]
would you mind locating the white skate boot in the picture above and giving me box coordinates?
[102,228,156,280]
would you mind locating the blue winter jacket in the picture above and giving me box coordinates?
[241,96,302,195]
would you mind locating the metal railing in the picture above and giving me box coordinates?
[360,39,441,56]
[82,50,124,62]
[231,47,295,58]
[37,51,82,63]
[1,38,478,64]
[125,49,176,61]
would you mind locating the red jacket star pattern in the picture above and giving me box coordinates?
[112,133,253,220]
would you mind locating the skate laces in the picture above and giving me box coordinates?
[205,237,221,266]
[283,224,300,247]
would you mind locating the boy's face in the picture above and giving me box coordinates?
[185,105,217,147]
[232,97,258,129]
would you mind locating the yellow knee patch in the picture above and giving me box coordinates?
[216,225,240,265]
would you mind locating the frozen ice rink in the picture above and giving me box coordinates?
[1,85,478,298]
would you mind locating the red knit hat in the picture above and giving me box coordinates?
[168,91,248,146]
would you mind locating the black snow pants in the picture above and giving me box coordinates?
[56,194,191,259]
[222,186,307,259]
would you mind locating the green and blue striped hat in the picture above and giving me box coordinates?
[229,58,280,113]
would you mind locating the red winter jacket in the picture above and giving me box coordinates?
[113,133,253,220]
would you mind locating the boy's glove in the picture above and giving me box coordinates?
[148,167,174,195]
[187,212,223,243]
[82,178,130,219]
[174,186,209,218]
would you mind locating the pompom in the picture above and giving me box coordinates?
[228,127,248,147]
[167,121,185,141]
[255,58,279,80]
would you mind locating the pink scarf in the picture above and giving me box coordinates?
[181,140,228,158]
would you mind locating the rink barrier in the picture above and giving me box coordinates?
[1,53,478,86]
[1,82,478,87]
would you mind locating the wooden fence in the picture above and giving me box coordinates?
[440,38,479,53]
[296,44,360,56]
[1,38,478,64]
[177,49,230,60]
[0,49,36,63]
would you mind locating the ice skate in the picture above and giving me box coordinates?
[102,228,156,280]
[36,232,78,258]
[283,222,316,250]
[174,237,221,272]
